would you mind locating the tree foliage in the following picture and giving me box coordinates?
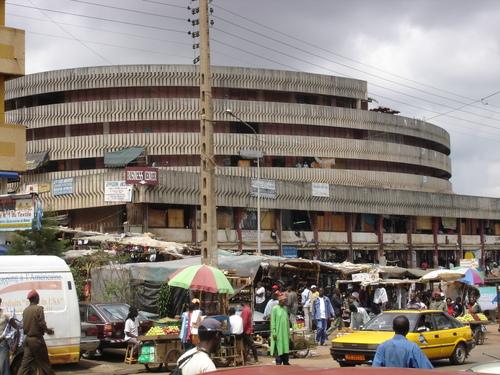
[8,214,69,256]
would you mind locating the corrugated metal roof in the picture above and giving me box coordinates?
[104,147,144,167]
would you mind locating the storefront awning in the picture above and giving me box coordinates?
[104,147,144,167]
[26,151,49,171]
[0,172,19,180]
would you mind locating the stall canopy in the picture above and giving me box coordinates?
[104,147,144,167]
[26,151,49,170]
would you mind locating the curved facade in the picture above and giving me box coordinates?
[7,65,451,193]
[8,64,500,268]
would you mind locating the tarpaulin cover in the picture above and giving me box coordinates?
[26,151,49,170]
[104,147,144,167]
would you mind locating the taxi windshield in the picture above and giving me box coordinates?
[363,312,419,331]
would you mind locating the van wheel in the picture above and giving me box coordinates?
[450,343,466,365]
[144,363,163,372]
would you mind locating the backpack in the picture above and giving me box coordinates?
[171,350,198,375]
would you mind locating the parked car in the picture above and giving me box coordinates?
[331,310,474,367]
[79,302,154,355]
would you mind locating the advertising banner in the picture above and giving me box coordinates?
[104,181,133,202]
[250,179,276,199]
[312,182,330,197]
[0,196,34,232]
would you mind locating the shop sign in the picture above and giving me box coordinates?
[125,167,159,185]
[104,181,133,202]
[352,272,378,283]
[282,246,298,258]
[477,287,497,311]
[52,178,74,196]
[311,182,330,197]
[0,196,35,232]
[459,258,479,268]
[250,179,276,199]
[24,183,51,194]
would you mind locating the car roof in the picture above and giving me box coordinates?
[209,365,467,375]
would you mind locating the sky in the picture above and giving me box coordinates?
[7,0,500,197]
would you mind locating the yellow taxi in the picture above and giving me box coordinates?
[331,310,474,367]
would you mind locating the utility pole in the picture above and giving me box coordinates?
[197,0,218,266]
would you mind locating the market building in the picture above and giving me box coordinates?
[5,64,500,268]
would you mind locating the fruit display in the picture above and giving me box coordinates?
[456,313,489,323]
[145,325,180,337]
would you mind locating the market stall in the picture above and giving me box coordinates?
[138,318,182,372]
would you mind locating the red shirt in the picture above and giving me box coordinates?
[240,305,253,334]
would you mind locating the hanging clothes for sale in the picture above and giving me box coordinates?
[373,287,388,304]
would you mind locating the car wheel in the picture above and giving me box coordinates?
[450,343,467,365]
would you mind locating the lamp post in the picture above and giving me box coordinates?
[225,109,263,256]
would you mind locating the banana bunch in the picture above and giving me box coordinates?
[456,313,489,323]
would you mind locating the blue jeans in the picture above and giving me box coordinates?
[315,319,327,345]
[0,339,10,375]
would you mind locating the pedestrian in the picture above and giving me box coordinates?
[286,286,298,326]
[270,294,290,365]
[350,291,360,307]
[301,285,312,331]
[330,289,343,329]
[406,293,421,310]
[263,292,279,320]
[240,302,259,364]
[190,299,203,345]
[124,306,141,357]
[176,318,222,375]
[453,297,464,317]
[255,282,266,313]
[228,307,243,335]
[372,315,433,368]
[0,297,18,375]
[429,292,447,312]
[18,289,55,375]
[349,304,370,330]
[312,288,335,345]
[467,295,482,314]
[179,303,196,351]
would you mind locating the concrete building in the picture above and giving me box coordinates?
[6,65,500,268]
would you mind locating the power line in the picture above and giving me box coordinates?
[141,0,185,9]
[6,2,186,34]
[213,26,500,130]
[27,0,112,64]
[67,0,185,22]
[214,3,500,112]
[427,89,500,120]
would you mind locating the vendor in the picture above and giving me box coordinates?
[467,295,482,314]
[124,306,142,357]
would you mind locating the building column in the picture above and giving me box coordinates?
[407,216,415,268]
[312,212,320,260]
[480,219,486,269]
[457,218,463,262]
[376,215,384,262]
[346,213,353,262]
[432,217,439,267]
[234,208,243,251]
[275,209,283,256]
[190,206,198,245]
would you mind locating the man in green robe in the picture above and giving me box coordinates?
[270,294,290,365]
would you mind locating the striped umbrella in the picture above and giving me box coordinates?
[168,264,234,294]
[457,267,484,285]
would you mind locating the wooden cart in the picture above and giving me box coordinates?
[137,334,183,372]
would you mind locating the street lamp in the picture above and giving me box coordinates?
[225,109,264,256]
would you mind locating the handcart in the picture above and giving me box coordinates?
[290,330,315,358]
[137,334,183,372]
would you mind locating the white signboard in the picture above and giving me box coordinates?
[312,182,330,197]
[52,178,74,196]
[104,181,133,202]
[250,179,276,199]
[351,272,378,283]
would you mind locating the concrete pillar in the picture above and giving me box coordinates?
[276,209,283,256]
[312,212,320,260]
[457,218,463,262]
[376,215,384,262]
[432,217,439,267]
[347,213,354,262]
[407,216,415,268]
[480,220,486,269]
[234,208,243,252]
[190,206,198,245]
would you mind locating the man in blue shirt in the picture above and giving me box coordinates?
[372,315,433,369]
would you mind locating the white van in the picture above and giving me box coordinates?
[0,255,81,365]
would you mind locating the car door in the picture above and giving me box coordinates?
[413,312,442,359]
[432,312,459,358]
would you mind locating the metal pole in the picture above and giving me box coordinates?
[257,156,261,255]
[199,0,218,266]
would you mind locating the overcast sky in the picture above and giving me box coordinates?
[8,0,500,197]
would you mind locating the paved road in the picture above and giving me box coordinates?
[54,328,500,375]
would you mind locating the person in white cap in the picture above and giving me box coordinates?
[176,318,222,375]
